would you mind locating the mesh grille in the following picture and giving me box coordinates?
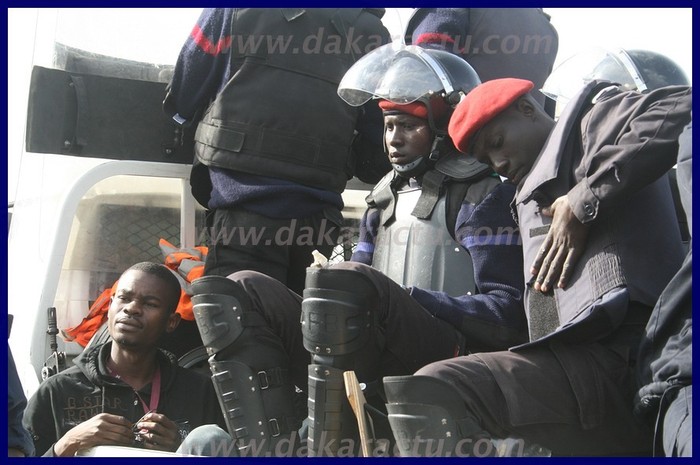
[97,204,181,268]
[73,203,357,300]
[329,217,360,264]
[73,203,206,298]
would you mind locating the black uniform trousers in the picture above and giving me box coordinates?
[227,261,463,392]
[416,319,654,456]
[204,206,341,295]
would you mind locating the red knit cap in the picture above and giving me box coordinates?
[448,78,534,153]
[379,97,448,121]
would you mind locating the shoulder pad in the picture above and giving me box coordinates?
[435,152,494,181]
[365,170,397,206]
[591,85,621,104]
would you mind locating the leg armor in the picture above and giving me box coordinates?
[383,375,493,457]
[191,276,300,456]
[301,266,381,456]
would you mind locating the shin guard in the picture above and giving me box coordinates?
[301,267,381,456]
[192,276,301,456]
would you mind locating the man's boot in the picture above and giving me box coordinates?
[191,276,301,457]
[384,375,494,457]
[301,266,382,457]
[383,375,550,457]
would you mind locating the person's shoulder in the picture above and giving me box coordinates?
[490,179,516,196]
[640,85,692,104]
[366,170,397,206]
[460,178,517,222]
[473,172,503,190]
[47,364,84,380]
[31,366,86,395]
[590,84,691,120]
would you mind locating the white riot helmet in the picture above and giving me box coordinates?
[338,42,481,176]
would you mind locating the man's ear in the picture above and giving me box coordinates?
[165,312,181,334]
[515,96,536,118]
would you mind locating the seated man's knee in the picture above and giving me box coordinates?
[415,354,489,380]
[178,424,239,457]
[329,260,374,275]
[302,263,381,365]
[227,269,281,291]
[191,275,257,354]
[327,261,393,292]
[415,357,462,379]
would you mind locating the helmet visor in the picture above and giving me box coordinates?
[338,42,450,106]
[542,47,646,106]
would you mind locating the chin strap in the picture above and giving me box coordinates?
[392,156,427,178]
[428,133,446,162]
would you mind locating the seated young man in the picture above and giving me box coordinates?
[23,262,225,456]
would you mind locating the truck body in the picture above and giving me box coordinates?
[7,8,376,398]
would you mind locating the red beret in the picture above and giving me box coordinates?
[379,97,448,121]
[448,78,535,153]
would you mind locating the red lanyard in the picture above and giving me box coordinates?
[107,362,162,415]
[135,367,161,415]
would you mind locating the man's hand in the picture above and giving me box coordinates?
[53,413,134,457]
[531,195,590,292]
[133,412,181,452]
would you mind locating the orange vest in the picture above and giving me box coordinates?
[63,239,207,347]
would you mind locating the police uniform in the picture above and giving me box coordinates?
[635,118,692,457]
[186,44,528,457]
[413,81,691,455]
[164,8,390,294]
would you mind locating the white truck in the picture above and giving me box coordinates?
[7,8,380,399]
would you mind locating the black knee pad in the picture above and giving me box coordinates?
[301,267,379,361]
[191,276,256,356]
[301,267,382,456]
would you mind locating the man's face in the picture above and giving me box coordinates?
[471,106,543,185]
[107,270,179,349]
[384,113,433,167]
